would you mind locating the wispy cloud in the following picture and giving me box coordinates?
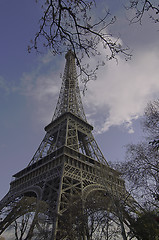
[2,42,158,135]
[18,55,64,125]
[0,76,10,95]
[16,43,159,134]
[83,46,159,133]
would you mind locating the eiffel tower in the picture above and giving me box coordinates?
[0,50,126,239]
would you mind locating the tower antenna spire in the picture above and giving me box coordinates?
[53,49,86,121]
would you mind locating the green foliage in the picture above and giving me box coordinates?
[132,212,159,240]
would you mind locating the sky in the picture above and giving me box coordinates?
[0,0,159,201]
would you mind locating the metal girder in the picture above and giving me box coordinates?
[28,113,108,167]
[52,50,86,122]
[0,51,128,239]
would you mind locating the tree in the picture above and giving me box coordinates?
[131,211,159,240]
[57,192,137,240]
[116,99,159,239]
[0,185,140,240]
[29,0,131,83]
[0,196,49,240]
[122,100,159,204]
[125,0,159,24]
[143,100,159,150]
[28,1,159,84]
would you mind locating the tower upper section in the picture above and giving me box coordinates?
[52,50,87,121]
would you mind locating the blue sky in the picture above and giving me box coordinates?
[0,0,159,200]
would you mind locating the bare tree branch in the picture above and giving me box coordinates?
[125,0,159,24]
[29,0,131,83]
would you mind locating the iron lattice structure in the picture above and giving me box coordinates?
[0,50,127,239]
